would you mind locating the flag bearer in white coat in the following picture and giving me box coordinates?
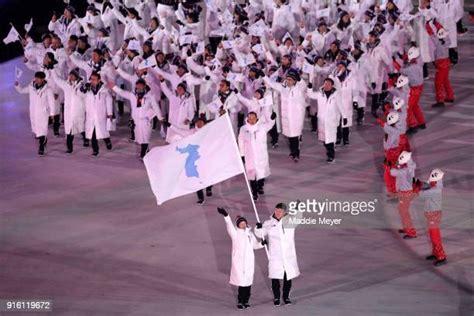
[109,78,162,160]
[216,207,263,310]
[415,169,447,267]
[238,111,276,202]
[82,72,113,157]
[307,78,344,164]
[51,68,88,154]
[15,71,55,156]
[262,69,307,162]
[255,203,300,306]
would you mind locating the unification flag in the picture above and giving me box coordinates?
[3,25,20,45]
[138,55,157,70]
[144,114,245,205]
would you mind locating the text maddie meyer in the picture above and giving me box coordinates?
[288,199,378,216]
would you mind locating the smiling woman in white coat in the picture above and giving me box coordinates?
[83,72,113,157]
[254,203,300,306]
[216,207,263,310]
[15,72,56,156]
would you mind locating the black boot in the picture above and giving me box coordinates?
[53,114,61,137]
[356,108,364,125]
[434,258,447,266]
[38,136,46,156]
[66,134,74,154]
[82,132,89,147]
[104,138,112,150]
[432,102,445,108]
[140,144,149,159]
[129,119,135,141]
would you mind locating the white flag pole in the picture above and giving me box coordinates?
[223,112,269,258]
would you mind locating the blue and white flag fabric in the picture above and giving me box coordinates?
[144,114,245,205]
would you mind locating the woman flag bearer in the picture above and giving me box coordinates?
[216,207,263,310]
[108,78,162,160]
[238,111,276,202]
[82,72,113,157]
[51,68,88,154]
[416,169,447,267]
[15,71,55,156]
[390,151,417,239]
[255,203,300,306]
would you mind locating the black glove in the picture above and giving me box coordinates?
[233,88,238,94]
[186,49,192,57]
[256,222,262,229]
[353,102,358,109]
[271,112,277,120]
[176,20,184,26]
[204,75,210,80]
[241,156,245,164]
[410,41,417,47]
[162,120,171,128]
[307,82,313,89]
[217,207,228,217]
[371,82,376,89]
[343,118,348,125]
[261,239,268,246]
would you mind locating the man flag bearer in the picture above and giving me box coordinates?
[217,207,263,309]
[15,71,55,156]
[255,203,300,306]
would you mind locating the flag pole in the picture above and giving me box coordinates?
[223,112,269,258]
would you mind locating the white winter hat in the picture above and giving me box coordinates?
[393,97,405,110]
[429,169,444,182]
[437,28,448,39]
[396,75,409,88]
[398,151,412,165]
[407,47,420,60]
[387,111,399,125]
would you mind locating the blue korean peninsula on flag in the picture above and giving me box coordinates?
[144,114,245,205]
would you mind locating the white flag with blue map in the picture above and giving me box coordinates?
[144,114,245,205]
